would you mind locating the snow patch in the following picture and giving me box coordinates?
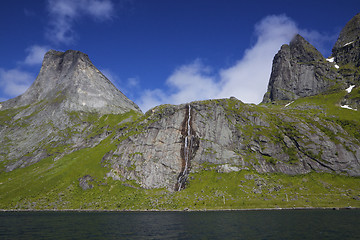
[341,105,357,111]
[284,101,294,108]
[346,85,356,93]
[326,57,340,68]
[344,41,354,47]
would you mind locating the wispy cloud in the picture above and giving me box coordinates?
[215,15,298,101]
[127,77,139,88]
[0,68,34,98]
[0,45,49,101]
[23,45,50,65]
[138,61,220,111]
[46,0,115,44]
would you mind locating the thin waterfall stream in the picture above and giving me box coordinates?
[176,104,194,191]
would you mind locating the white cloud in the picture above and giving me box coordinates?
[0,68,34,98]
[137,15,301,112]
[127,77,139,88]
[137,60,220,111]
[139,89,168,112]
[216,15,298,102]
[46,0,114,44]
[24,45,50,65]
[0,45,49,101]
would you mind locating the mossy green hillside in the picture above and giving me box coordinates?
[1,90,360,210]
[1,160,359,210]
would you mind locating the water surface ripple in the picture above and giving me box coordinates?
[1,210,359,239]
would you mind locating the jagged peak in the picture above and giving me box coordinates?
[288,34,324,62]
[1,49,142,114]
[43,49,91,65]
[290,34,307,45]
[333,13,360,50]
[262,33,342,103]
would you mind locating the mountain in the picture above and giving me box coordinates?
[332,12,360,66]
[263,13,360,104]
[0,14,360,210]
[0,50,141,171]
[1,50,141,114]
[262,34,344,103]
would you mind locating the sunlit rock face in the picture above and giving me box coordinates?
[2,50,141,114]
[103,99,360,191]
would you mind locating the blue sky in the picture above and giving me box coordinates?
[0,0,359,111]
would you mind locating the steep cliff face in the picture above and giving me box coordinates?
[262,34,344,103]
[332,13,360,66]
[103,97,360,191]
[331,13,360,111]
[0,50,141,172]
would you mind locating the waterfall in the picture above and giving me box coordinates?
[176,105,193,191]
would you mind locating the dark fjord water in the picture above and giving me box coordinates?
[1,210,359,239]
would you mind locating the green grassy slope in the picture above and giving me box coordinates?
[0,89,359,210]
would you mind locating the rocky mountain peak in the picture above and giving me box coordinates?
[0,50,142,172]
[2,50,141,114]
[262,34,343,103]
[332,13,360,66]
[289,34,324,62]
[333,13,360,50]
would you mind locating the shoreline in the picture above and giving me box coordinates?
[0,207,358,212]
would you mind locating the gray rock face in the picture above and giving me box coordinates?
[0,50,141,172]
[103,98,360,191]
[332,13,360,66]
[79,175,94,190]
[2,50,141,114]
[333,38,360,67]
[262,35,344,103]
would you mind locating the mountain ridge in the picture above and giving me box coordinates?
[0,13,360,210]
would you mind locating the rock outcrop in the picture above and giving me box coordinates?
[332,13,360,66]
[262,34,344,103]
